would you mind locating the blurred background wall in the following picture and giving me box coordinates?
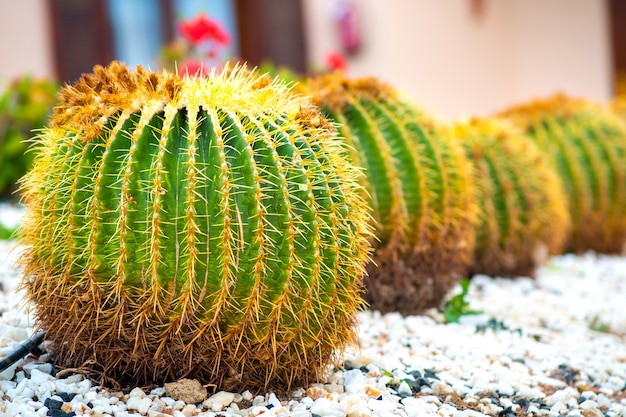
[0,1,54,86]
[304,0,612,119]
[0,0,622,120]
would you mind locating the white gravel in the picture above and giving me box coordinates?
[1,204,625,417]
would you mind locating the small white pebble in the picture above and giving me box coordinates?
[310,397,346,417]
[205,391,236,412]
[126,397,152,414]
[128,387,146,398]
[267,392,282,408]
[241,390,253,401]
[580,400,599,410]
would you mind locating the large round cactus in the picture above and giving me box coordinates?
[298,74,477,315]
[500,94,626,253]
[453,118,570,277]
[18,62,371,391]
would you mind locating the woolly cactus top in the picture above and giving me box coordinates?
[298,73,397,113]
[499,93,619,130]
[52,62,330,141]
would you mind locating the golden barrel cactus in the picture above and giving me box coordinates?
[453,118,570,277]
[298,74,477,315]
[500,94,626,253]
[18,62,371,391]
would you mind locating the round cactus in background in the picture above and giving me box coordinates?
[299,74,477,315]
[18,62,372,391]
[453,118,570,278]
[500,94,626,254]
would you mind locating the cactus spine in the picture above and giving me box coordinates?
[299,74,476,315]
[453,119,570,277]
[18,62,371,391]
[500,94,626,253]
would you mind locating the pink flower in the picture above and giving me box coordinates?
[179,14,230,46]
[178,60,206,77]
[326,52,348,72]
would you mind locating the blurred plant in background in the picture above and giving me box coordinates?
[160,12,348,80]
[160,13,231,76]
[0,76,58,201]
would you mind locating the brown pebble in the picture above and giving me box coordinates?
[365,385,382,397]
[582,408,604,417]
[306,386,328,400]
[164,378,208,404]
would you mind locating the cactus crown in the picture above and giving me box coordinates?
[19,62,372,391]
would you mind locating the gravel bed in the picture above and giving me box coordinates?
[0,204,625,417]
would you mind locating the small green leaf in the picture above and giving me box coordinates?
[442,278,484,323]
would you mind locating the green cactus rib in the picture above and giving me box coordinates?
[299,74,476,315]
[454,119,570,278]
[500,95,626,253]
[18,62,371,391]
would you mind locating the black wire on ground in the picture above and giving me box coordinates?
[0,330,46,373]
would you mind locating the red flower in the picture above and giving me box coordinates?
[179,14,230,46]
[326,51,348,72]
[178,60,206,77]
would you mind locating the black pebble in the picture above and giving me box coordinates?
[47,411,76,417]
[43,398,63,411]
[408,377,431,391]
[410,370,422,379]
[424,369,440,380]
[43,398,76,417]
[515,398,529,407]
[499,406,516,417]
[56,393,77,402]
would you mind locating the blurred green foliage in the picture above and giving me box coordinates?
[0,220,16,240]
[258,60,303,86]
[0,76,58,200]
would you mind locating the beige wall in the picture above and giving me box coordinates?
[0,0,54,90]
[0,0,613,121]
[302,0,612,120]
